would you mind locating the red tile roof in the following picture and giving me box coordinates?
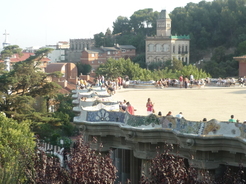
[0,52,50,63]
[58,82,77,94]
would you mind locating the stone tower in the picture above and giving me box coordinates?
[156,10,171,37]
[145,10,190,65]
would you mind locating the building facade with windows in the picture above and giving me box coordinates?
[66,39,95,63]
[145,10,190,64]
[81,44,136,72]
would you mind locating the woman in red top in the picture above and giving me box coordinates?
[146,98,154,115]
[126,102,135,115]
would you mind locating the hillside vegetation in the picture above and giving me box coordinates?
[94,0,246,77]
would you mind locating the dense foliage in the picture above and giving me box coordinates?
[0,46,76,146]
[171,0,246,53]
[0,114,35,183]
[24,136,117,184]
[96,58,210,80]
[0,46,61,119]
[76,63,92,75]
[140,144,245,183]
[94,0,246,77]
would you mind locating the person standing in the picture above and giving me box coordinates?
[190,74,194,88]
[146,98,154,115]
[179,75,183,88]
[184,76,189,89]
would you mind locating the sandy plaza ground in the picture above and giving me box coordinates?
[112,86,246,122]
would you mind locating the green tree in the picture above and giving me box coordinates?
[113,16,131,35]
[94,32,105,47]
[0,114,35,183]
[147,61,166,71]
[176,64,210,79]
[132,53,146,68]
[0,45,22,60]
[0,47,61,119]
[76,63,92,75]
[237,41,246,55]
[172,58,184,71]
[211,46,226,63]
[96,58,125,79]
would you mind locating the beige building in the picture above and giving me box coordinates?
[66,39,95,63]
[146,10,190,64]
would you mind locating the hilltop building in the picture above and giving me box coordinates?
[145,10,190,65]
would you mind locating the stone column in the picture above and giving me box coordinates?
[114,149,122,183]
[129,150,141,183]
[121,149,130,183]
[141,159,151,179]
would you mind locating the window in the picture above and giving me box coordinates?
[149,44,154,52]
[91,54,95,57]
[107,51,110,55]
[122,49,126,53]
[156,44,162,52]
[164,44,169,52]
[173,45,175,53]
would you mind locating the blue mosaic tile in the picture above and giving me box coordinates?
[87,109,125,123]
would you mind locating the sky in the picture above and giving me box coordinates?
[1,0,213,49]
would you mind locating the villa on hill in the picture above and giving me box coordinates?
[146,10,190,64]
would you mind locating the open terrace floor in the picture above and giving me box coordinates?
[113,86,246,122]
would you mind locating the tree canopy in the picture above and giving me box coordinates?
[0,47,61,119]
[96,58,210,81]
[0,45,22,60]
[0,113,35,183]
[93,0,246,77]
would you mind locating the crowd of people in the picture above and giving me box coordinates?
[77,75,245,123]
[155,74,207,89]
